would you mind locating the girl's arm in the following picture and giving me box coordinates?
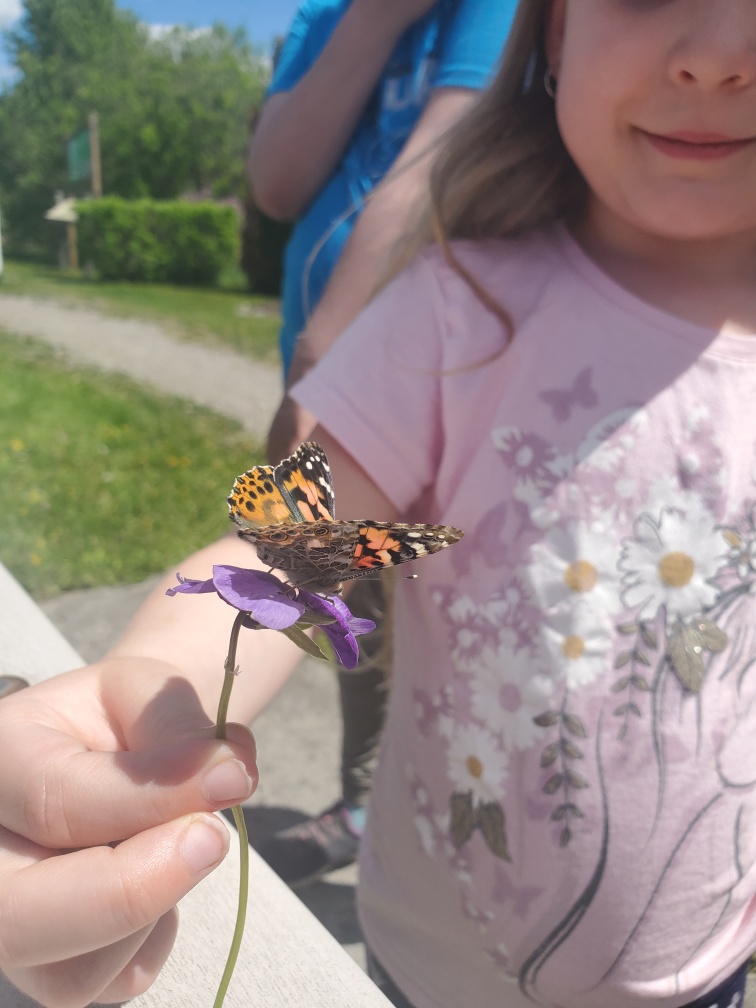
[248,0,438,221]
[0,428,396,1005]
[266,85,476,462]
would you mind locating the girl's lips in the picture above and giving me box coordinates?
[642,129,755,160]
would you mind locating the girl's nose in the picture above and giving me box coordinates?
[669,0,756,92]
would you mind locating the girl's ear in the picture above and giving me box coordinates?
[545,0,567,77]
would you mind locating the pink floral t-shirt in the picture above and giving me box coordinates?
[292,226,756,1008]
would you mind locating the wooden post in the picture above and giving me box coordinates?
[66,221,78,270]
[88,111,102,197]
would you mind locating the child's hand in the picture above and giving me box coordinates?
[0,658,257,1008]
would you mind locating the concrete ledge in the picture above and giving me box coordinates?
[0,563,390,1007]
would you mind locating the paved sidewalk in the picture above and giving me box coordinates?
[0,294,282,439]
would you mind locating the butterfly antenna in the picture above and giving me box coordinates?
[363,573,418,583]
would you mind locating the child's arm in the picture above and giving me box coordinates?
[266,85,476,462]
[248,0,438,221]
[0,429,397,1006]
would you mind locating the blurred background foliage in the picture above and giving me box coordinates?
[0,0,269,259]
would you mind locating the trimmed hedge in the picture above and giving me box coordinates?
[77,197,240,285]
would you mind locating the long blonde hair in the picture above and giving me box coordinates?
[388,0,586,337]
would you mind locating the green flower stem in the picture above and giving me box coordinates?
[213,610,250,1008]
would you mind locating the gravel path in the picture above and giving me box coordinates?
[0,294,282,439]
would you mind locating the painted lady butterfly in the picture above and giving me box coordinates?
[227,441,463,595]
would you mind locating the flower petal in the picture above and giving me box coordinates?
[322,596,377,637]
[297,590,377,668]
[249,597,306,630]
[166,573,216,596]
[346,617,377,637]
[322,622,361,670]
[297,590,342,622]
[211,565,305,629]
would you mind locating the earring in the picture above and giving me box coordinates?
[544,67,557,99]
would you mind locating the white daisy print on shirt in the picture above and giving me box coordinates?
[432,588,504,672]
[525,519,621,617]
[538,603,616,691]
[471,644,553,749]
[448,724,511,860]
[448,724,509,805]
[619,503,727,623]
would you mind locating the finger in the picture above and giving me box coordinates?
[8,910,179,1008]
[98,657,222,748]
[0,814,228,969]
[0,721,256,848]
[95,909,179,1004]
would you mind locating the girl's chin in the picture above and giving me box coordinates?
[592,195,756,246]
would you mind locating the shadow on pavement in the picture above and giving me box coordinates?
[228,804,364,953]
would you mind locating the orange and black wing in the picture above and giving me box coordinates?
[228,441,336,529]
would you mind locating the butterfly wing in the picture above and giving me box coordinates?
[227,441,335,530]
[228,440,464,595]
[538,388,570,422]
[227,463,295,528]
[574,366,598,410]
[341,522,463,581]
[539,367,597,421]
[275,441,336,521]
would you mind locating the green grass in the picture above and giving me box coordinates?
[0,259,281,365]
[0,331,263,599]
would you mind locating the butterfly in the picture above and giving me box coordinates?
[539,366,597,422]
[227,441,463,595]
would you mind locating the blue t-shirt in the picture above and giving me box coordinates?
[267,0,517,377]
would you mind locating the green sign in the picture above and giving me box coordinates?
[67,129,91,183]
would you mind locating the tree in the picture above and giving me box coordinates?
[0,1,268,257]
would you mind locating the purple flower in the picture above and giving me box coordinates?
[296,589,376,670]
[167,566,375,670]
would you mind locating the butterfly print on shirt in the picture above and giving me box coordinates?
[227,441,463,595]
[539,366,598,422]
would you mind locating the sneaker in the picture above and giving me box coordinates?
[260,801,361,888]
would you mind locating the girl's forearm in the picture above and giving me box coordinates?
[248,5,406,220]
[105,534,304,725]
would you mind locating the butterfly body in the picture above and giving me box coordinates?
[227,442,463,595]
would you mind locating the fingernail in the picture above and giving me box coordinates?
[182,815,228,873]
[202,759,254,804]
